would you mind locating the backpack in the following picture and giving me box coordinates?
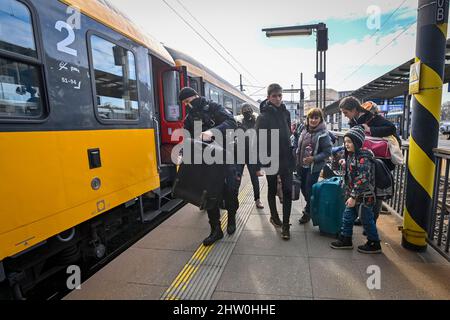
[369,158,394,200]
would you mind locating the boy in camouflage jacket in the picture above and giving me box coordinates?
[331,126,382,254]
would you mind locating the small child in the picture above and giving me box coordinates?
[330,126,382,254]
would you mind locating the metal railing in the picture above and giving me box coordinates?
[331,131,449,260]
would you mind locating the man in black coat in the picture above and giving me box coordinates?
[256,83,295,240]
[179,87,239,246]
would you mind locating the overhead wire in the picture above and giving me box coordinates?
[174,0,261,85]
[161,0,255,87]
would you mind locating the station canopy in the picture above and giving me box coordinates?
[324,39,450,116]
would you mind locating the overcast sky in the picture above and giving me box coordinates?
[108,0,446,101]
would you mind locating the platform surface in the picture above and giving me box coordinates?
[65,173,450,300]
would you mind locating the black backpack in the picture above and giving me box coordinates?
[369,158,394,200]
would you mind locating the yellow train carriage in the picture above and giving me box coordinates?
[0,0,183,298]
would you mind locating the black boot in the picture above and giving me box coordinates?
[299,212,311,224]
[203,222,224,246]
[330,235,353,249]
[227,212,236,235]
[269,214,282,228]
[281,224,291,240]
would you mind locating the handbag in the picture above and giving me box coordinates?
[363,136,391,159]
[385,135,404,165]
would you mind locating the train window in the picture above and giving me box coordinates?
[162,70,181,122]
[0,56,43,118]
[189,77,199,93]
[0,0,37,57]
[209,87,219,103]
[223,95,233,113]
[90,35,138,121]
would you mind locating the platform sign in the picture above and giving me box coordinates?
[436,0,449,24]
[409,61,421,95]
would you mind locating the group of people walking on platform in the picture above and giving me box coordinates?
[177,84,400,254]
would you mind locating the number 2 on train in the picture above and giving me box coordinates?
[55,21,77,57]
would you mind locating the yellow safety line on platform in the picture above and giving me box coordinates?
[161,181,253,300]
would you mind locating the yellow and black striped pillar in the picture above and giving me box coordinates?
[403,0,449,251]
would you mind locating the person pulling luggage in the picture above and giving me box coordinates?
[296,108,332,224]
[330,126,382,254]
[178,87,239,246]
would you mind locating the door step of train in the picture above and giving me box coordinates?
[141,209,163,223]
[159,187,173,199]
[160,198,184,213]
[140,198,184,223]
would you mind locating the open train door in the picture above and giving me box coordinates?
[158,66,187,163]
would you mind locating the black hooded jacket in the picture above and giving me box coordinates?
[184,97,236,136]
[349,112,397,139]
[256,100,295,173]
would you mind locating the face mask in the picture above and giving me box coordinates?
[243,111,252,118]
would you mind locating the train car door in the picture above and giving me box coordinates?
[158,66,187,145]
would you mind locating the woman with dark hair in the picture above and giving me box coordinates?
[339,96,399,225]
[339,97,399,164]
[297,108,332,224]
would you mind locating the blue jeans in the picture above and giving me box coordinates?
[340,204,380,241]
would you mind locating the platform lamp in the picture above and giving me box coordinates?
[262,23,328,110]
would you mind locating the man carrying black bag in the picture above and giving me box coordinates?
[177,87,239,246]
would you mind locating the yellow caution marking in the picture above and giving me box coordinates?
[408,137,436,197]
[403,208,428,247]
[437,23,448,38]
[415,62,444,122]
[162,179,254,299]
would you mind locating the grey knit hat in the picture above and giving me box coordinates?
[344,125,366,151]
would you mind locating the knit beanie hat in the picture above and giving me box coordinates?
[178,87,198,102]
[344,125,366,151]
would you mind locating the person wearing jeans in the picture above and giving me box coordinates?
[330,126,382,254]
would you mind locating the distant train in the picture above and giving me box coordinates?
[0,0,258,299]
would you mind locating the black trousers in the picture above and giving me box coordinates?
[238,164,261,201]
[266,168,293,225]
[207,164,240,226]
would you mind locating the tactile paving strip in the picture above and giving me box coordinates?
[161,179,264,300]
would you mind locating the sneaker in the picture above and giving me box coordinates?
[357,240,382,254]
[330,236,353,249]
[281,224,291,240]
[269,215,282,228]
[299,213,311,224]
[255,199,264,209]
[354,217,362,226]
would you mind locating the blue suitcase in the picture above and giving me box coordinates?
[310,177,345,236]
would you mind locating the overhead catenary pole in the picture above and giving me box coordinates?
[316,47,319,109]
[300,73,304,118]
[402,0,449,251]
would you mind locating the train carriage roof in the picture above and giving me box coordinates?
[164,46,259,110]
[60,0,174,65]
